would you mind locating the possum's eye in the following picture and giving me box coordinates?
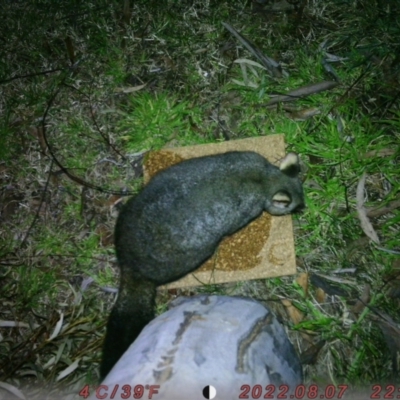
[272,191,291,208]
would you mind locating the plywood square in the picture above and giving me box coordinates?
[143,135,297,289]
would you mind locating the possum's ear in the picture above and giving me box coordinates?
[279,153,301,178]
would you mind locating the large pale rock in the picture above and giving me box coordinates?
[95,295,302,400]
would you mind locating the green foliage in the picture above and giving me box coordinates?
[14,266,57,311]
[118,92,208,151]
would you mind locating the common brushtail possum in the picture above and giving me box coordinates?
[100,151,304,379]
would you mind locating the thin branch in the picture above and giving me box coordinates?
[40,63,136,195]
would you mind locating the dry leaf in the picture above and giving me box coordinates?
[356,172,380,244]
[234,58,268,70]
[222,22,286,78]
[286,107,321,121]
[56,358,80,381]
[366,197,400,218]
[107,194,123,207]
[265,81,338,106]
[0,320,39,329]
[0,381,26,400]
[48,313,64,341]
[310,274,349,297]
[281,299,304,325]
[364,148,396,158]
[315,288,326,304]
[29,126,47,153]
[296,272,309,296]
[351,285,371,314]
[313,273,355,286]
[115,83,147,93]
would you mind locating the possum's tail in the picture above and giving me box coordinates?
[100,275,157,381]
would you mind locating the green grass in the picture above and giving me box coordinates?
[118,91,209,151]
